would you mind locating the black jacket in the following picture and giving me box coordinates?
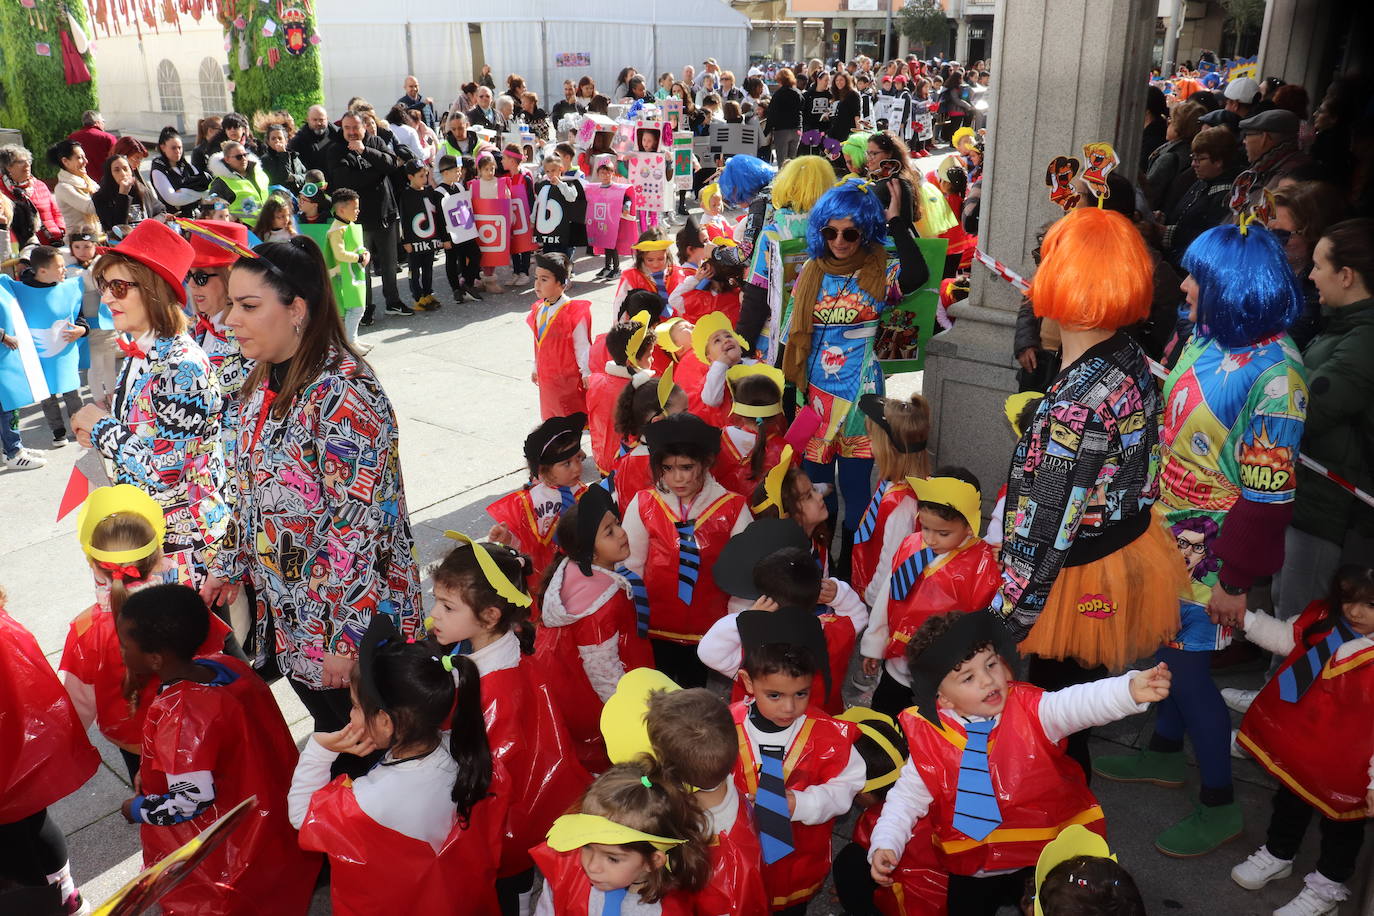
[288,125,340,174]
[260,148,306,193]
[326,137,400,229]
[765,87,803,131]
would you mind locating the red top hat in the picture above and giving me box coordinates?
[104,219,195,305]
[186,219,251,270]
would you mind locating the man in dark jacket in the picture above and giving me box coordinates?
[290,105,340,175]
[397,75,439,129]
[327,111,409,321]
[466,86,499,130]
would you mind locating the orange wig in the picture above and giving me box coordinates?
[1029,207,1152,330]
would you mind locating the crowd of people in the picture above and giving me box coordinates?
[0,49,1372,916]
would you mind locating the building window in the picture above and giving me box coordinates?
[198,58,228,114]
[157,60,183,114]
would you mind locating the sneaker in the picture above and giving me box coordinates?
[385,303,415,316]
[411,299,430,312]
[605,267,621,279]
[592,267,610,281]
[512,273,530,286]
[466,285,484,301]
[1274,873,1349,916]
[360,315,375,327]
[1155,802,1243,857]
[51,429,68,446]
[1231,846,1293,890]
[1092,749,1187,788]
[1222,688,1259,714]
[5,448,46,470]
[1230,728,1248,759]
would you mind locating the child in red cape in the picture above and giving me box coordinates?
[117,584,319,916]
[713,365,790,500]
[860,470,1001,720]
[613,230,683,320]
[0,589,99,914]
[528,252,592,420]
[612,371,689,510]
[685,312,747,427]
[851,393,932,606]
[587,313,655,475]
[532,760,712,915]
[868,612,1171,914]
[428,532,590,913]
[291,614,506,916]
[61,485,233,778]
[670,242,745,325]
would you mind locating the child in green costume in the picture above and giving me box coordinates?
[327,189,370,342]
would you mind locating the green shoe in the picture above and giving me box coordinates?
[1155,802,1243,857]
[1092,749,1187,787]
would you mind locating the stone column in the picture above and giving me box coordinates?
[795,19,806,62]
[918,0,1156,513]
[898,30,910,60]
[1257,0,1335,93]
[955,16,971,63]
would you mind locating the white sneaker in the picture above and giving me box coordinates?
[1230,728,1248,760]
[1232,846,1293,890]
[1274,872,1349,916]
[513,273,530,285]
[5,448,47,470]
[1222,687,1259,714]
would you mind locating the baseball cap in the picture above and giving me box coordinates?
[1223,76,1261,104]
[1238,109,1299,135]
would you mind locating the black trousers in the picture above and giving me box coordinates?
[495,867,534,916]
[288,678,382,778]
[362,222,402,317]
[1266,786,1367,883]
[833,840,881,914]
[444,239,482,291]
[0,809,67,887]
[871,667,914,721]
[946,866,1032,916]
[407,250,434,299]
[1027,655,1106,783]
[651,639,709,688]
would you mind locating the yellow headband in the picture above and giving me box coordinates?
[700,183,720,210]
[655,318,688,354]
[836,707,906,794]
[1003,391,1043,438]
[908,475,982,534]
[727,363,785,419]
[657,365,676,412]
[1033,825,1116,916]
[442,531,533,608]
[546,813,686,852]
[600,667,681,763]
[691,311,747,364]
[77,485,166,565]
[626,310,652,369]
[632,238,673,252]
[751,444,794,516]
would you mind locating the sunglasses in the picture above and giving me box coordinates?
[187,270,218,287]
[227,154,247,161]
[820,226,862,243]
[97,277,139,299]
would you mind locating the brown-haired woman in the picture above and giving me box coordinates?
[200,237,421,772]
[71,219,230,587]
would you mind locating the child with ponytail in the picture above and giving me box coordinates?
[532,760,712,915]
[291,614,504,915]
[612,372,688,510]
[60,486,232,778]
[428,532,590,913]
[850,393,932,605]
[713,366,792,500]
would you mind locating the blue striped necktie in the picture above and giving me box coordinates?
[854,481,891,545]
[558,486,576,512]
[1277,617,1358,703]
[616,565,652,637]
[601,887,627,916]
[889,546,936,601]
[755,743,794,863]
[615,436,633,460]
[675,520,700,603]
[952,718,1002,841]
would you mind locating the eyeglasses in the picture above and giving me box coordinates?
[1189,154,1212,162]
[97,277,139,299]
[1175,536,1206,555]
[820,226,862,243]
[227,154,247,161]
[186,270,217,287]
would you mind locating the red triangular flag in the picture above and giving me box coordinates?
[57,462,92,521]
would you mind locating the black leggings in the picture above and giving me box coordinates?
[0,809,67,887]
[495,867,534,916]
[871,667,914,720]
[946,866,1031,916]
[651,640,709,688]
[833,841,881,914]
[1266,786,1367,883]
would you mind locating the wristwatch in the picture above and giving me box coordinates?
[1219,581,1248,596]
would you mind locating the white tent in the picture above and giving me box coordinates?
[317,0,750,118]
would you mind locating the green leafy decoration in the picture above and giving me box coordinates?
[0,1,99,178]
[218,0,324,126]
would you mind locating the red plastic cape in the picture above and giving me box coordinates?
[613,451,653,512]
[730,702,858,908]
[712,427,790,501]
[483,659,591,876]
[636,488,745,643]
[681,288,742,326]
[527,297,592,420]
[897,685,1105,875]
[531,841,695,916]
[882,537,1000,659]
[487,482,588,592]
[852,804,948,916]
[694,790,769,916]
[138,654,320,916]
[0,607,99,823]
[60,602,232,752]
[297,765,509,915]
[850,482,915,600]
[587,370,633,474]
[1238,601,1374,819]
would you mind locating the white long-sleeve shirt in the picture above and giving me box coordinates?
[860,575,911,686]
[739,708,866,825]
[868,673,1148,862]
[698,578,869,680]
[1243,609,1374,791]
[288,735,460,852]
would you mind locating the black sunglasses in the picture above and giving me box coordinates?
[186,270,218,287]
[820,226,862,243]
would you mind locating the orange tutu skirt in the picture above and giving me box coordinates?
[1019,508,1187,671]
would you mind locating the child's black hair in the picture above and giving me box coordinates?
[753,547,823,608]
[919,464,980,524]
[614,377,670,439]
[118,584,210,661]
[676,217,707,265]
[742,641,819,684]
[905,611,993,675]
[27,245,62,270]
[331,187,360,207]
[944,166,968,196]
[731,374,784,479]
[621,288,662,323]
[1306,564,1374,643]
[354,643,492,825]
[437,154,459,172]
[606,320,650,367]
[532,251,570,287]
[432,542,536,654]
[554,141,576,161]
[1035,855,1145,916]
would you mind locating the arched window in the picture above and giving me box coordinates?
[198,58,228,114]
[157,60,184,114]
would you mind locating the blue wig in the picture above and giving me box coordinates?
[717,155,778,206]
[1181,223,1303,348]
[805,177,888,260]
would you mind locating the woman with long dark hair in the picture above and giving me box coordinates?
[150,126,210,216]
[826,71,861,149]
[92,154,164,234]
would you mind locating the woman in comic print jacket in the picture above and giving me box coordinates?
[201,238,422,767]
[71,220,230,587]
